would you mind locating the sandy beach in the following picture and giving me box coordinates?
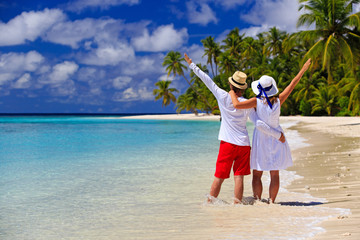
[125,114,360,239]
[284,116,360,239]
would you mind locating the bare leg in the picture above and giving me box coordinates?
[252,170,263,200]
[269,170,280,203]
[209,177,224,200]
[233,175,244,204]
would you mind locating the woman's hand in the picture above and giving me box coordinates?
[184,53,192,65]
[279,132,285,143]
[302,58,311,72]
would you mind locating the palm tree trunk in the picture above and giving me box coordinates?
[210,61,215,77]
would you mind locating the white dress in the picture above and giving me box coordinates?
[250,98,293,171]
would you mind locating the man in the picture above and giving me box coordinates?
[184,53,284,204]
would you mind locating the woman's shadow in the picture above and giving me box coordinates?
[242,196,325,206]
[278,201,324,206]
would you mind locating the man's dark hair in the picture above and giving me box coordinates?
[229,83,245,95]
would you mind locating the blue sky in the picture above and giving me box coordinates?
[2,0,352,114]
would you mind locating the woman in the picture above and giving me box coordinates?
[229,59,311,203]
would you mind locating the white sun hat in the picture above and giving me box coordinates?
[251,75,278,97]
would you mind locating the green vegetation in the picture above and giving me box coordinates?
[153,80,178,107]
[153,0,360,116]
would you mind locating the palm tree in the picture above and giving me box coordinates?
[293,71,326,102]
[163,51,188,79]
[217,51,237,76]
[176,91,199,115]
[337,69,360,115]
[309,84,337,115]
[201,36,221,77]
[246,51,271,80]
[189,64,217,112]
[221,28,243,60]
[162,51,212,109]
[263,27,286,56]
[153,80,178,107]
[296,0,360,82]
[239,36,259,69]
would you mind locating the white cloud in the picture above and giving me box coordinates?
[24,51,45,71]
[49,80,76,96]
[67,0,140,12]
[47,61,79,85]
[77,67,98,82]
[0,51,44,72]
[38,61,78,96]
[76,67,107,97]
[44,16,140,65]
[132,24,188,52]
[0,8,66,46]
[112,79,153,102]
[121,54,164,76]
[0,73,15,86]
[159,74,174,81]
[241,0,304,34]
[80,41,135,66]
[186,2,218,26]
[44,17,137,49]
[113,76,132,89]
[185,44,206,66]
[112,88,137,102]
[13,73,31,89]
[44,18,118,49]
[240,24,271,38]
[214,0,247,10]
[0,51,44,85]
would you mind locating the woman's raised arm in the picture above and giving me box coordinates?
[279,59,311,105]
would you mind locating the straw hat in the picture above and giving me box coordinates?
[251,75,278,97]
[228,71,247,89]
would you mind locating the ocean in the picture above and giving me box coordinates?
[0,115,349,240]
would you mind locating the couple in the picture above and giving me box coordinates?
[184,53,311,204]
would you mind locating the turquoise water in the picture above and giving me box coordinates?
[0,116,225,239]
[0,116,348,240]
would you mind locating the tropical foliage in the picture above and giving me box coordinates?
[154,0,360,116]
[153,80,178,107]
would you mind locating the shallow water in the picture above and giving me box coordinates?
[0,116,349,240]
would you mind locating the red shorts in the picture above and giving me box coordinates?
[214,141,251,179]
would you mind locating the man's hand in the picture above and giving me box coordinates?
[279,132,285,143]
[184,53,192,65]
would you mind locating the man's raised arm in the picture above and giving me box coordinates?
[184,53,226,99]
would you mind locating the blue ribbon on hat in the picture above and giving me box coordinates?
[256,83,273,109]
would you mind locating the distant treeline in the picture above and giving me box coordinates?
[154,0,360,116]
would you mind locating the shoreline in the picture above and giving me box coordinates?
[119,113,221,121]
[123,114,360,239]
